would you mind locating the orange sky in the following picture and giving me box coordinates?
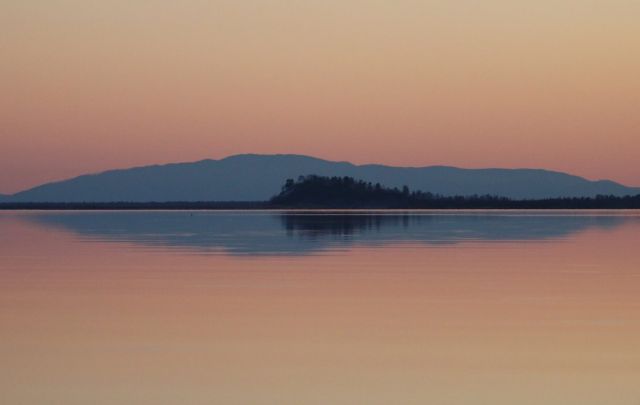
[1,1,639,193]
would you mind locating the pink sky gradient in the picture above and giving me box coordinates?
[1,1,639,193]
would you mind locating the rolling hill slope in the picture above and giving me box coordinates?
[5,154,639,202]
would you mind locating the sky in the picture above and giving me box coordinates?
[1,0,639,194]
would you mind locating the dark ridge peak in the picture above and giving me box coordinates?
[222,153,327,161]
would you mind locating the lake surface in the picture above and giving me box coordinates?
[1,210,640,405]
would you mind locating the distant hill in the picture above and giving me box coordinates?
[4,154,639,202]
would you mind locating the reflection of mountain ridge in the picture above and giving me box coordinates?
[28,211,633,256]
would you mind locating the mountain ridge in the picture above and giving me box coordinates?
[4,154,639,202]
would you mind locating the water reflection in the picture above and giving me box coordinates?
[3,210,640,405]
[28,211,634,255]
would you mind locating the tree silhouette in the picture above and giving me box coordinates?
[268,175,640,209]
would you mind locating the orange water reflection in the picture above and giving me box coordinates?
[1,212,640,404]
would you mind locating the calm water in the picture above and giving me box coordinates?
[1,210,640,404]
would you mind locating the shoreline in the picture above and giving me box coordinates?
[2,202,640,211]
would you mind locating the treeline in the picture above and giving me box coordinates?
[269,175,640,209]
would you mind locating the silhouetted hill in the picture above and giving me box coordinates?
[4,154,639,202]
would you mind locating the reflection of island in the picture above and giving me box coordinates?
[28,211,633,256]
